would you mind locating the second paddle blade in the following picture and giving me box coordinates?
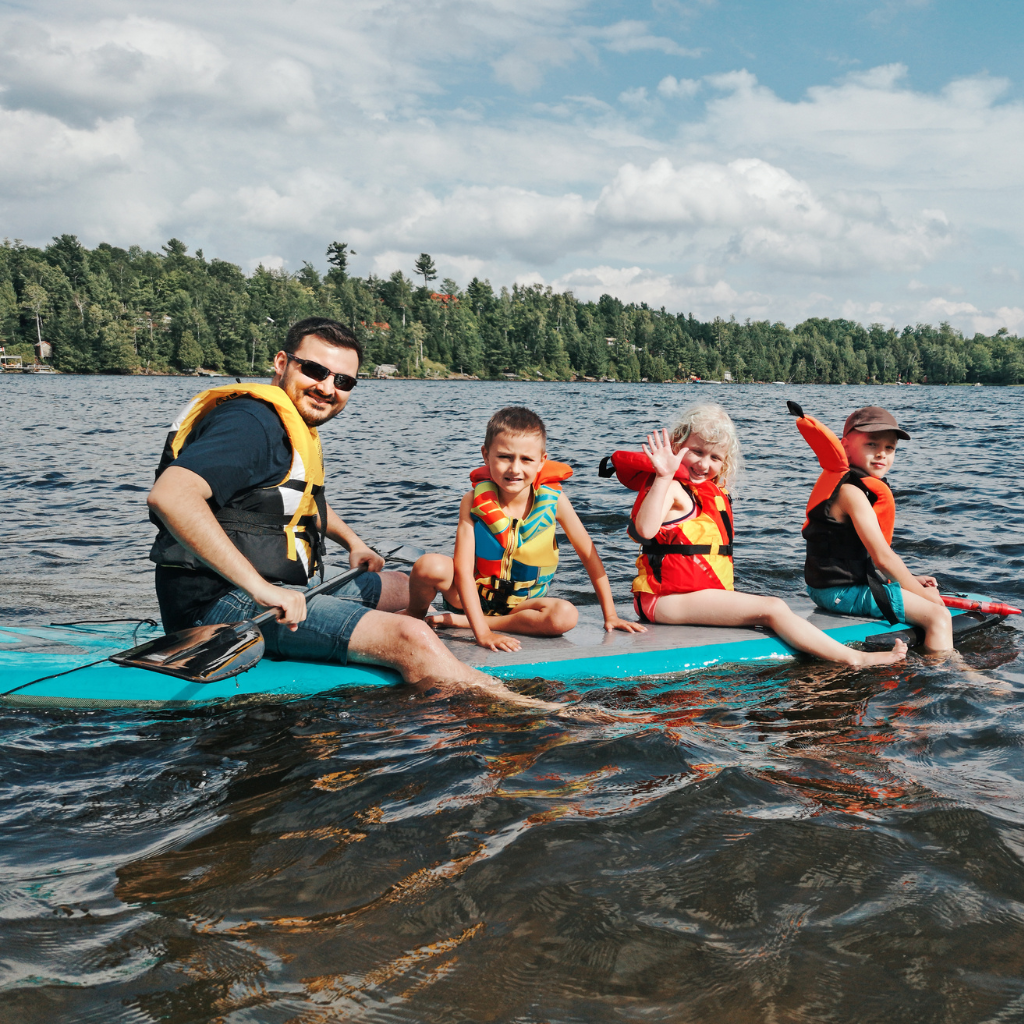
[110,621,265,683]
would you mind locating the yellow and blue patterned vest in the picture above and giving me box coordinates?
[469,461,573,614]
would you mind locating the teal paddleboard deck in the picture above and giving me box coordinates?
[0,595,1005,710]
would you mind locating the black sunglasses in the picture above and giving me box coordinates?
[286,353,357,392]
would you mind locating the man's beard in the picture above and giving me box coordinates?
[296,389,341,426]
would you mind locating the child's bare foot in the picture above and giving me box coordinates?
[426,611,470,629]
[850,638,908,667]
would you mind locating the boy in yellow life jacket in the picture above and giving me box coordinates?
[794,402,953,652]
[406,406,645,652]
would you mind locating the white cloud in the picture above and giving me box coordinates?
[548,264,765,315]
[972,307,1024,336]
[658,75,701,98]
[247,254,286,272]
[595,157,949,273]
[618,87,649,106]
[592,20,701,57]
[0,0,1020,334]
[0,17,227,112]
[0,108,138,191]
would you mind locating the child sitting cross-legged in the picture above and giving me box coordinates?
[406,406,645,652]
[607,402,908,667]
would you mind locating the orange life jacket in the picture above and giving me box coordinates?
[789,401,899,622]
[600,451,734,595]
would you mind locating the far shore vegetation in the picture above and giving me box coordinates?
[2,235,1022,385]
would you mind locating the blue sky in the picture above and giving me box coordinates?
[1,0,1021,333]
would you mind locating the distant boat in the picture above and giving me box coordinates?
[25,365,57,374]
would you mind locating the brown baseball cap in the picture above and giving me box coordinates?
[843,406,910,440]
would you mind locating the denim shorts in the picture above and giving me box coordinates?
[806,580,905,623]
[196,572,382,665]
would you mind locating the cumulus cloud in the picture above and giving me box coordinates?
[657,75,701,98]
[0,108,138,192]
[0,0,1020,332]
[595,157,949,272]
[592,20,701,57]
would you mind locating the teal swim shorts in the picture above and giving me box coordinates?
[806,581,906,623]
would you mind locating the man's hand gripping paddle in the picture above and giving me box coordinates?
[109,543,425,684]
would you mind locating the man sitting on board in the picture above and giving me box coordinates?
[147,316,552,705]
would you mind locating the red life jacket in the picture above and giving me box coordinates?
[600,451,734,595]
[790,402,899,622]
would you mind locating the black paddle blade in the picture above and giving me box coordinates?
[375,543,426,565]
[109,621,265,683]
[862,609,1003,651]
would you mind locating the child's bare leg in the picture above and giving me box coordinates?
[406,553,456,619]
[430,598,578,636]
[900,591,954,652]
[652,590,908,667]
[484,598,579,638]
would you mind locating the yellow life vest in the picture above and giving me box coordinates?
[149,384,325,584]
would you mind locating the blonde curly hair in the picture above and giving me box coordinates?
[669,403,742,489]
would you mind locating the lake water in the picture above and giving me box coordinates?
[2,376,1024,1023]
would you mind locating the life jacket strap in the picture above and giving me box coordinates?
[477,578,518,615]
[312,487,328,578]
[215,508,310,529]
[866,569,901,626]
[642,542,734,557]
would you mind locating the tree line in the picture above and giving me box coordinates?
[2,235,1022,385]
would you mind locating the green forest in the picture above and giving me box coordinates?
[3,235,1023,385]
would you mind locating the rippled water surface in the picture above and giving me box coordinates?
[3,377,1024,1023]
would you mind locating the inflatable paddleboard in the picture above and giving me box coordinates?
[0,595,1007,710]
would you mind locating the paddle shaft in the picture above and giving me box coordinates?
[942,595,1021,616]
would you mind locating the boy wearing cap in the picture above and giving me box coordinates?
[799,404,953,652]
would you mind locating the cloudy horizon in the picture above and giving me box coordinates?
[2,0,1021,334]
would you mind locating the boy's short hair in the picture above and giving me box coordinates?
[284,316,363,364]
[843,406,910,440]
[485,406,547,448]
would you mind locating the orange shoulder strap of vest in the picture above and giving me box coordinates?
[469,459,573,490]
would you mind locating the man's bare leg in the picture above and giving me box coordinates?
[347,610,564,710]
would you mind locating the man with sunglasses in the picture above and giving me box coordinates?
[148,316,542,703]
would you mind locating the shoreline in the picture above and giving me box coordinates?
[1,370,1003,386]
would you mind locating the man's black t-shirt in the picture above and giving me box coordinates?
[154,398,294,630]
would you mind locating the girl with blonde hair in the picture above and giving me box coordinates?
[614,403,907,667]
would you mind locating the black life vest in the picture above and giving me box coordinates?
[790,402,899,622]
[149,384,326,586]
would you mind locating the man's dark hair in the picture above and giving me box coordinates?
[484,406,547,448]
[283,316,363,364]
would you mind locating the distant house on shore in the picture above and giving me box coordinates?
[375,364,399,378]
